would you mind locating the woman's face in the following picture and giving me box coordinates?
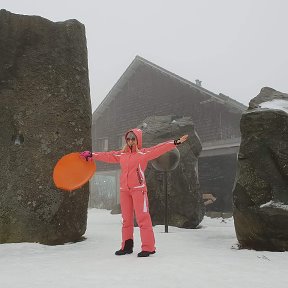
[126,132,137,147]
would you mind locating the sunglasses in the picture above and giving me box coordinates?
[126,137,136,141]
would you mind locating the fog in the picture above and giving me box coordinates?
[2,0,288,110]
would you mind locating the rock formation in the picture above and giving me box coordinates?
[233,87,288,251]
[140,115,205,228]
[0,10,91,244]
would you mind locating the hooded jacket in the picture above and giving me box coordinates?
[92,128,177,191]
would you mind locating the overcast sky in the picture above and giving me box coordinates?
[2,0,288,111]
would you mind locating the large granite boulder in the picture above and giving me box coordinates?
[139,115,205,228]
[0,10,91,244]
[233,87,288,251]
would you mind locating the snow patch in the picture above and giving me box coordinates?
[260,200,288,210]
[259,99,288,113]
[0,209,287,288]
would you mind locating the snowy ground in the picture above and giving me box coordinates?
[0,209,288,288]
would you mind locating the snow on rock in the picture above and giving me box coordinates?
[260,200,288,211]
[259,99,288,113]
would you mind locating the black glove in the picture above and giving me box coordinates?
[174,139,181,145]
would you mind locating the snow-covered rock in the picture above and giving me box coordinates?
[233,87,288,251]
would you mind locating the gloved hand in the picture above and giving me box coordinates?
[80,151,93,161]
[174,134,188,145]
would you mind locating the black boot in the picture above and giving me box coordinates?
[115,239,133,255]
[137,250,156,257]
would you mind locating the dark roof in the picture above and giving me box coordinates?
[93,56,247,121]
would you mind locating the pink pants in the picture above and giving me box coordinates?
[120,189,155,252]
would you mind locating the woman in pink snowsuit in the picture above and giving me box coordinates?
[81,129,188,257]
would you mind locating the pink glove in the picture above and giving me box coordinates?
[80,151,93,161]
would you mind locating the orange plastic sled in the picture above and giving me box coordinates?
[53,152,96,191]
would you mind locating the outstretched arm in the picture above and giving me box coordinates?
[143,135,188,161]
[80,150,121,163]
[92,151,122,163]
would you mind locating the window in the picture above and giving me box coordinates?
[118,135,126,148]
[97,138,108,151]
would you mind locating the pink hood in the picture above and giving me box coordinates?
[125,128,143,150]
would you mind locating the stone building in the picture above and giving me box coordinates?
[91,56,246,211]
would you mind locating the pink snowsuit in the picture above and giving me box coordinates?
[92,128,177,252]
